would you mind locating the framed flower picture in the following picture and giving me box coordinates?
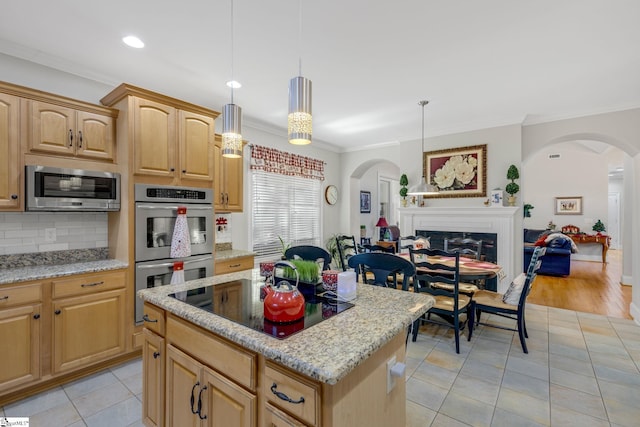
[423,144,487,198]
[555,196,582,215]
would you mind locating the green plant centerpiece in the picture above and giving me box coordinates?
[278,236,291,259]
[399,174,409,206]
[505,164,520,206]
[592,219,606,234]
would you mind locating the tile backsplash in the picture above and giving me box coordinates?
[0,212,108,255]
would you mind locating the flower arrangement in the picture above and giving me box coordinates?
[432,154,478,190]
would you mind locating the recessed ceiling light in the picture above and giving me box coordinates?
[122,36,144,48]
[226,80,242,89]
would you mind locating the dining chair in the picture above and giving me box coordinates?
[409,247,479,297]
[361,244,395,253]
[410,248,473,353]
[470,246,546,353]
[335,235,359,271]
[444,237,483,260]
[284,245,333,271]
[347,252,415,291]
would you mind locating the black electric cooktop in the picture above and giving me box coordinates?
[169,278,354,339]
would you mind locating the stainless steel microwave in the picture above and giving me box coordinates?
[25,165,121,211]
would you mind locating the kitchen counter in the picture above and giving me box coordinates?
[138,268,434,385]
[214,248,256,261]
[0,258,128,285]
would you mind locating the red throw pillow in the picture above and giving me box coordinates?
[534,236,547,246]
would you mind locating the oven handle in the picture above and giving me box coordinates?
[136,204,213,211]
[137,255,213,269]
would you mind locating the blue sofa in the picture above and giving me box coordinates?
[523,229,572,276]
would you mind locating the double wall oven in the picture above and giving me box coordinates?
[134,184,214,324]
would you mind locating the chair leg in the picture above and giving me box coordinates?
[522,310,529,338]
[411,318,420,342]
[517,314,528,354]
[467,304,474,341]
[454,317,460,354]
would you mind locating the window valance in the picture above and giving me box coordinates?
[250,144,324,180]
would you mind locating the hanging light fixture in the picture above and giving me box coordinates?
[407,100,439,196]
[222,0,243,158]
[288,0,312,145]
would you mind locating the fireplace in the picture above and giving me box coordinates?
[399,206,520,293]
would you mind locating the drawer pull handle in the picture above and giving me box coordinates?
[190,382,200,414]
[197,385,208,419]
[78,130,83,148]
[33,313,40,319]
[142,314,158,323]
[153,351,160,359]
[271,383,305,404]
[55,309,61,315]
[229,263,241,268]
[81,281,104,287]
[0,296,8,301]
[69,129,73,146]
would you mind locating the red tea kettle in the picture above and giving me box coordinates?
[263,261,305,323]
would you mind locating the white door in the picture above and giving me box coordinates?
[607,192,621,249]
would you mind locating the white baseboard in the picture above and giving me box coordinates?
[621,275,632,286]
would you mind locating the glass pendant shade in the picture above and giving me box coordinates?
[288,76,312,145]
[221,103,242,158]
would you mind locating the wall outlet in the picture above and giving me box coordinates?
[45,228,57,243]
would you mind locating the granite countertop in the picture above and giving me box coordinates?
[138,269,434,385]
[0,259,129,285]
[214,249,256,261]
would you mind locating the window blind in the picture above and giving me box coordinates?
[251,171,321,261]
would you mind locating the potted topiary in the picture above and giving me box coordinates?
[505,165,520,206]
[592,219,606,235]
[399,174,409,207]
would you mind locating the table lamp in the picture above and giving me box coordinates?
[376,217,389,241]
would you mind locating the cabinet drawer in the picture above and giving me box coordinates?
[142,303,165,336]
[215,256,254,275]
[264,362,320,426]
[166,314,256,391]
[0,283,42,308]
[264,403,308,427]
[52,270,125,299]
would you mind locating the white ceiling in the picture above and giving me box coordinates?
[1,0,639,152]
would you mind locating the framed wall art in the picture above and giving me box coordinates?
[360,191,371,213]
[423,144,487,198]
[555,196,582,215]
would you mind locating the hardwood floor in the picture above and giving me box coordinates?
[528,249,632,319]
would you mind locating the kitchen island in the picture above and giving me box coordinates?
[138,268,434,427]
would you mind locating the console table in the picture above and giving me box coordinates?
[566,234,611,263]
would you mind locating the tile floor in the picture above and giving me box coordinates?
[2,304,639,426]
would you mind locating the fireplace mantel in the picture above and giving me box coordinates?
[399,207,520,292]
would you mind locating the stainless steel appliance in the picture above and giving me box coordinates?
[134,184,214,324]
[135,255,213,324]
[25,165,120,211]
[135,184,213,262]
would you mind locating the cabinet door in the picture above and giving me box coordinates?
[76,111,115,161]
[165,344,202,427]
[213,136,225,210]
[143,329,165,427]
[179,110,214,182]
[52,289,126,373]
[29,100,76,156]
[0,304,41,392]
[133,97,176,177]
[223,153,243,211]
[213,281,243,322]
[201,366,256,427]
[0,92,21,210]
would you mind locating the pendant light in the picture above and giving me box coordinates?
[222,0,243,158]
[407,100,439,196]
[288,0,312,145]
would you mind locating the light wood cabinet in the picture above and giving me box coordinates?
[101,83,218,187]
[29,100,115,161]
[213,280,243,322]
[0,92,21,210]
[143,328,165,427]
[215,255,254,276]
[214,134,244,212]
[0,282,43,393]
[51,271,126,373]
